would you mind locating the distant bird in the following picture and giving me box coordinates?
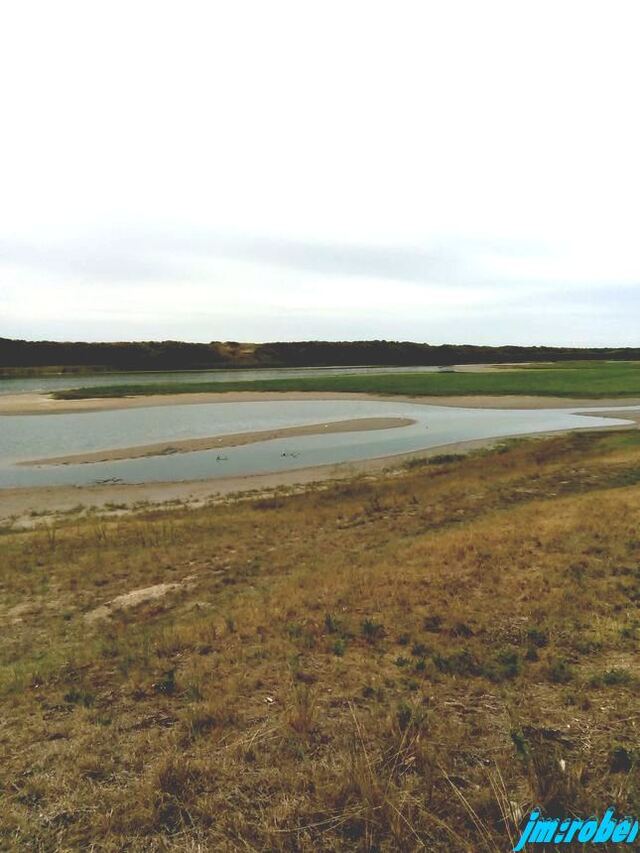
[216,455,228,461]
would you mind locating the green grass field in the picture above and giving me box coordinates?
[54,361,640,400]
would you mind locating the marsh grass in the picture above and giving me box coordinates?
[54,360,640,399]
[2,429,640,849]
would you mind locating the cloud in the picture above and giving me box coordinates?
[0,227,574,289]
[1,1,639,344]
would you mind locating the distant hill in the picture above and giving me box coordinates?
[1,337,640,374]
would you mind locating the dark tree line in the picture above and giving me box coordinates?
[2,337,639,372]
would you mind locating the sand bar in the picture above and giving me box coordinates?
[4,390,640,416]
[19,416,415,466]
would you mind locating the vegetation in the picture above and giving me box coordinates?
[2,429,640,849]
[5,336,640,374]
[55,360,640,399]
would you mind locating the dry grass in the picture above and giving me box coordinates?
[2,430,640,850]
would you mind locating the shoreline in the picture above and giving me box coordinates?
[0,435,512,525]
[2,390,638,526]
[18,416,415,466]
[4,389,640,416]
[1,423,632,527]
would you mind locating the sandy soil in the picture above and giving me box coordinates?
[4,389,640,415]
[19,417,415,466]
[85,576,197,622]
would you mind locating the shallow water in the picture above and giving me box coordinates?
[0,399,635,488]
[0,365,443,396]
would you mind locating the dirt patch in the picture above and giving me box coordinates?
[85,576,196,622]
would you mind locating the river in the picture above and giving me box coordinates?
[0,398,634,488]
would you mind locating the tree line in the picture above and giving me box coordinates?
[2,337,640,372]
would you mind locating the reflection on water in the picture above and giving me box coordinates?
[0,365,443,395]
[0,400,635,488]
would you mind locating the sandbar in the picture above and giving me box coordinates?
[4,390,640,416]
[19,416,415,466]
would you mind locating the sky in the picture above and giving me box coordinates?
[1,1,640,346]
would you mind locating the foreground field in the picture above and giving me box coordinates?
[2,430,640,850]
[54,360,640,400]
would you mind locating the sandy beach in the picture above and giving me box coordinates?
[18,416,415,466]
[4,389,640,416]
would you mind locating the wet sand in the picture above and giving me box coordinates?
[18,416,415,466]
[4,389,640,416]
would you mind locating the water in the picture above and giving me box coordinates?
[0,399,635,488]
[0,365,444,396]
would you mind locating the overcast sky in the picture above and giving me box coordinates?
[2,1,640,345]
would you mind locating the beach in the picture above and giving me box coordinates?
[4,389,640,416]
